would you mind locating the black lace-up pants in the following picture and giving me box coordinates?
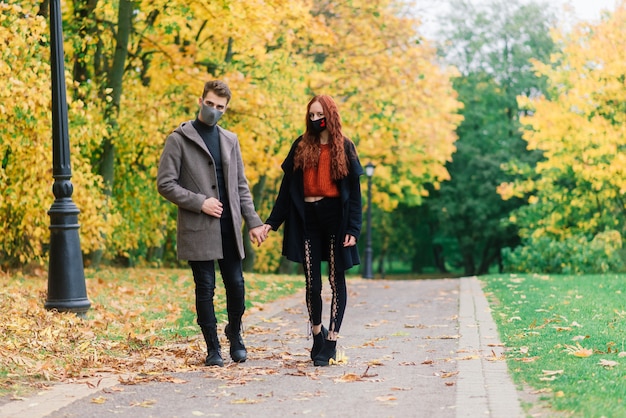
[303,197,347,334]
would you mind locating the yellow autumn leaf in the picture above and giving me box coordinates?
[565,343,593,357]
[230,398,260,404]
[328,348,349,365]
[334,373,363,383]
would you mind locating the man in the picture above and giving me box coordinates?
[157,80,266,366]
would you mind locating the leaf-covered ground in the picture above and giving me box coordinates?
[0,267,302,397]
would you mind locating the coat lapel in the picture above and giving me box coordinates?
[217,126,234,180]
[180,121,211,156]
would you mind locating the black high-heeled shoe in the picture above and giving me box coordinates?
[313,339,337,367]
[310,325,328,360]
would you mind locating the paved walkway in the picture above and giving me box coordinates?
[0,277,523,418]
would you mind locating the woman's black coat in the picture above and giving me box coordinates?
[266,136,364,271]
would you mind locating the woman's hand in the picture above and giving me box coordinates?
[343,234,356,247]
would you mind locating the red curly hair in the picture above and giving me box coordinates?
[294,95,349,180]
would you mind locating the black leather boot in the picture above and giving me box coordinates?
[313,339,337,367]
[225,323,247,363]
[310,325,328,360]
[201,326,224,367]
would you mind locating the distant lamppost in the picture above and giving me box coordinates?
[363,162,375,279]
[45,0,90,315]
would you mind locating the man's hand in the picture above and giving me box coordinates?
[201,197,223,218]
[249,225,267,247]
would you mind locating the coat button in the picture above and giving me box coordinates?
[212,185,216,189]
[208,161,213,166]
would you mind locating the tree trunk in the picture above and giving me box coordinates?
[90,0,132,267]
[462,251,475,276]
[433,244,448,273]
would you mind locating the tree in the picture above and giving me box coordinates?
[1,0,463,271]
[422,0,557,275]
[500,1,626,246]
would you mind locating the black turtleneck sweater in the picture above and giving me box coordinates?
[192,119,231,219]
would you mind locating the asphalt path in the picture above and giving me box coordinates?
[0,277,524,418]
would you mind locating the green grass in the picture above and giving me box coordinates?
[83,268,304,342]
[481,274,626,417]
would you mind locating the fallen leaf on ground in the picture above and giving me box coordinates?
[375,395,397,402]
[487,350,505,361]
[131,399,156,408]
[531,388,552,394]
[598,359,618,368]
[539,370,563,381]
[334,373,363,383]
[514,356,538,363]
[542,370,564,376]
[426,335,460,340]
[553,326,572,332]
[230,398,260,404]
[564,343,593,357]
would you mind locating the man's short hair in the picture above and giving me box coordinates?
[202,80,232,103]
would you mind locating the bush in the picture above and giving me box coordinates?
[502,230,625,274]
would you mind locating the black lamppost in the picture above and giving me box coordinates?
[363,162,375,279]
[45,0,90,315]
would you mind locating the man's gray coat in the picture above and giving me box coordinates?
[157,121,263,261]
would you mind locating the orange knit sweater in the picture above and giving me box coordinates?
[303,144,340,197]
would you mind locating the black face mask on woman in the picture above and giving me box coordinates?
[310,117,327,134]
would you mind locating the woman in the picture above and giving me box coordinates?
[263,95,363,366]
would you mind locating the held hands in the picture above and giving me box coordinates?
[249,225,354,248]
[249,225,267,247]
[249,224,273,247]
[250,224,273,247]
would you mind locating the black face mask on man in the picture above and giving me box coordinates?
[310,117,327,134]
[200,104,223,126]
